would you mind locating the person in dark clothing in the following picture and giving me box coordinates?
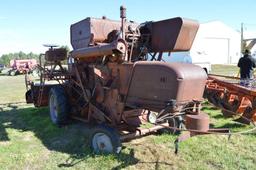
[237,49,256,85]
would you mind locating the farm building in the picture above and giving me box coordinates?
[168,21,241,66]
[165,21,242,72]
[191,21,241,64]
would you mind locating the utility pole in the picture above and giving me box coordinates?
[241,22,244,53]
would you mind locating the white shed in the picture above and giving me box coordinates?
[167,21,241,72]
[190,21,241,64]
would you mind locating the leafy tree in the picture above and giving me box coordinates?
[0,52,40,66]
[0,45,70,66]
[60,45,70,52]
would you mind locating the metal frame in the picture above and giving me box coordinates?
[205,74,256,124]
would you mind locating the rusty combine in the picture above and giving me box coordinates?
[25,6,229,153]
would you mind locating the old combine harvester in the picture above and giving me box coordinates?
[25,6,229,153]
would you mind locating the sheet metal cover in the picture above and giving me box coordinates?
[71,17,138,50]
[150,17,199,52]
[70,18,121,49]
[127,61,207,107]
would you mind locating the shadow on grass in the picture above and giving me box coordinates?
[217,122,247,129]
[0,102,28,141]
[58,148,139,169]
[0,104,140,169]
[0,121,9,141]
[209,119,250,132]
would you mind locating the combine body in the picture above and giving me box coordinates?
[25,7,216,153]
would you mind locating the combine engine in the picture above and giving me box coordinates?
[25,6,222,153]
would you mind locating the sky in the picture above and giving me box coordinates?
[0,0,256,56]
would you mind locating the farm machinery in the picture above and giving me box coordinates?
[25,6,229,153]
[204,74,256,125]
[2,59,37,76]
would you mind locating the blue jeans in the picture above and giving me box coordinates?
[240,79,253,87]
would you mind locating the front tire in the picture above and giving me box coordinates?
[90,125,121,154]
[10,70,17,76]
[49,86,69,125]
[147,111,157,124]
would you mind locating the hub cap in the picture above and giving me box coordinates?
[92,133,113,153]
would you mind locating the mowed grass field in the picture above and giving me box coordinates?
[0,65,255,170]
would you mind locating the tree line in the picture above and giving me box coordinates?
[0,51,39,66]
[0,46,70,66]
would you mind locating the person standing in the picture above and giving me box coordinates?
[237,49,256,86]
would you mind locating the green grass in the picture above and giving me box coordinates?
[0,67,256,170]
[210,64,239,76]
[0,74,27,103]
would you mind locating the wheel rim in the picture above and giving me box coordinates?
[49,95,58,123]
[92,132,113,153]
[148,112,157,124]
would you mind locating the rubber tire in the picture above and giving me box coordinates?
[10,70,16,76]
[147,111,157,124]
[48,86,69,125]
[90,125,121,154]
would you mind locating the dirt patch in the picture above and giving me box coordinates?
[0,141,11,146]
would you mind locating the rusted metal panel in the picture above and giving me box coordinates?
[71,17,138,50]
[45,48,67,62]
[30,84,59,107]
[71,40,126,60]
[125,61,207,111]
[185,113,209,132]
[107,62,133,95]
[150,17,199,52]
[71,18,120,49]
